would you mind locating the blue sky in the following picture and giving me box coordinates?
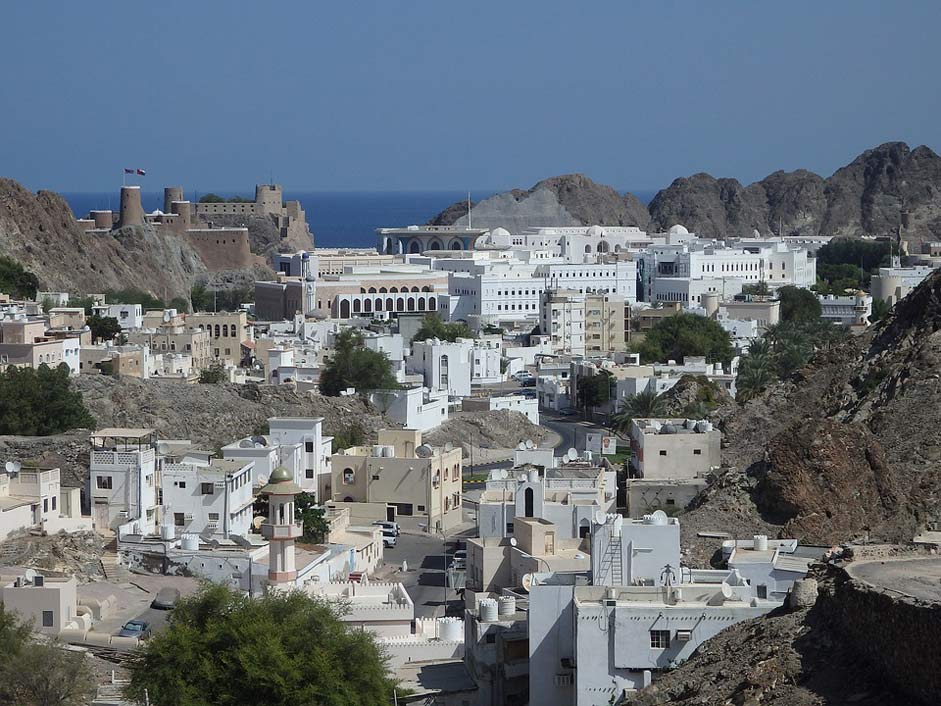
[2,1,939,193]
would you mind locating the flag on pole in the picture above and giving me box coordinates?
[136,169,146,176]
[124,168,135,174]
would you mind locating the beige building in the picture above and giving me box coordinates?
[720,296,780,332]
[80,345,147,378]
[628,418,721,479]
[330,429,463,532]
[188,311,252,366]
[0,572,78,636]
[126,323,211,370]
[314,249,396,276]
[255,276,315,322]
[315,268,448,319]
[585,293,628,353]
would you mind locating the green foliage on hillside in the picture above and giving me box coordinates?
[318,330,400,396]
[126,584,398,706]
[198,363,227,384]
[814,238,891,293]
[0,365,95,435]
[412,314,474,343]
[198,194,253,203]
[191,284,254,312]
[86,314,122,343]
[777,285,822,322]
[635,313,734,364]
[0,256,40,299]
[107,288,165,310]
[0,603,95,706]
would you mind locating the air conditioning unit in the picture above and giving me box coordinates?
[675,629,692,642]
[553,674,573,687]
[603,599,617,607]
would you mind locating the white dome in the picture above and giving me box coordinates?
[586,225,606,238]
[490,227,510,238]
[668,224,689,236]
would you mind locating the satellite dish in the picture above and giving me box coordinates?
[251,436,268,447]
[500,469,509,480]
[444,442,453,452]
[518,473,528,482]
[521,573,534,592]
[526,440,535,450]
[566,448,578,461]
[5,461,21,475]
[156,442,170,455]
[517,442,526,450]
[239,439,254,448]
[415,444,434,458]
[162,310,171,323]
[721,583,734,599]
[509,537,518,547]
[594,510,608,525]
[252,516,264,529]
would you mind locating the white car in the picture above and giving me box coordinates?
[373,521,400,536]
[382,532,397,548]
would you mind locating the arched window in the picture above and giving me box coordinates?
[429,298,437,310]
[214,325,221,338]
[379,287,388,293]
[368,287,377,293]
[411,286,420,293]
[418,297,426,311]
[422,285,433,292]
[584,244,592,254]
[387,297,395,311]
[597,241,609,253]
[407,297,415,311]
[375,298,383,311]
[222,324,229,337]
[429,239,442,250]
[390,286,399,293]
[342,468,355,485]
[396,297,405,311]
[340,300,351,318]
[409,241,421,254]
[364,299,372,313]
[525,487,534,517]
[353,299,362,314]
[450,239,463,250]
[440,354,449,389]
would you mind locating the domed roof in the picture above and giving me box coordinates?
[668,224,689,236]
[268,466,293,484]
[586,225,606,238]
[260,466,303,496]
[490,227,510,238]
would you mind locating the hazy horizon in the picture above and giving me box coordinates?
[3,1,940,193]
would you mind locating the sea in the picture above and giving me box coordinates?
[61,189,658,249]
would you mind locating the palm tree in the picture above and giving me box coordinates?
[736,360,774,402]
[611,388,667,432]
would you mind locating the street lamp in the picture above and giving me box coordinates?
[509,537,552,574]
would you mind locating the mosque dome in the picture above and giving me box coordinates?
[490,227,510,239]
[586,225,606,238]
[668,224,689,236]
[268,467,293,484]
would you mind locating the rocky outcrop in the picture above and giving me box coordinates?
[74,376,397,453]
[650,142,941,243]
[429,174,650,231]
[0,179,206,301]
[681,269,941,563]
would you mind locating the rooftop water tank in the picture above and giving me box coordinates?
[479,598,498,622]
[181,534,199,551]
[497,596,517,617]
[160,524,175,541]
[438,617,463,641]
[754,535,769,551]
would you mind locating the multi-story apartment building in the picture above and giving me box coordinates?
[188,310,252,366]
[161,455,255,539]
[89,428,159,534]
[540,290,586,357]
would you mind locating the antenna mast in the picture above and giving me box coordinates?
[467,191,472,229]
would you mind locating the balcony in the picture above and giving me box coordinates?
[261,521,304,540]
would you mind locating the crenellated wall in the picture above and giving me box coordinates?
[184,227,254,271]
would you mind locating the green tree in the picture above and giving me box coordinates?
[0,256,40,299]
[0,604,95,706]
[635,313,734,364]
[107,288,165,310]
[870,297,891,323]
[295,492,329,543]
[776,285,822,322]
[576,371,612,418]
[411,314,474,343]
[198,193,226,203]
[611,388,667,432]
[86,314,122,343]
[69,295,96,315]
[332,421,366,450]
[817,238,890,286]
[169,296,190,313]
[125,584,397,706]
[0,365,95,435]
[199,363,227,384]
[741,280,770,296]
[318,330,400,396]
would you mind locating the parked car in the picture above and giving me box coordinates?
[382,531,397,548]
[513,371,535,383]
[372,520,400,536]
[117,619,151,639]
[150,587,180,610]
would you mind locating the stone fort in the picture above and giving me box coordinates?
[77,184,310,272]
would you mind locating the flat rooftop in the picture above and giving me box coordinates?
[92,428,156,439]
[846,556,941,603]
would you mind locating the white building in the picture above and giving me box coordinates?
[89,428,159,535]
[161,456,255,539]
[462,394,539,425]
[870,261,937,305]
[540,290,586,357]
[818,292,872,327]
[527,514,799,705]
[367,386,449,432]
[0,465,88,541]
[628,418,721,480]
[408,338,473,398]
[725,535,816,601]
[92,304,143,330]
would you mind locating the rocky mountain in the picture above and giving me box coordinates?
[429,174,651,231]
[430,142,941,247]
[0,178,207,301]
[679,268,941,566]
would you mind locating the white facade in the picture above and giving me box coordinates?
[407,338,473,398]
[368,386,449,432]
[93,304,144,330]
[161,458,255,539]
[268,417,333,493]
[89,429,159,534]
[818,292,872,327]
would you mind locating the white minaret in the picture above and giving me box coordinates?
[260,466,303,589]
